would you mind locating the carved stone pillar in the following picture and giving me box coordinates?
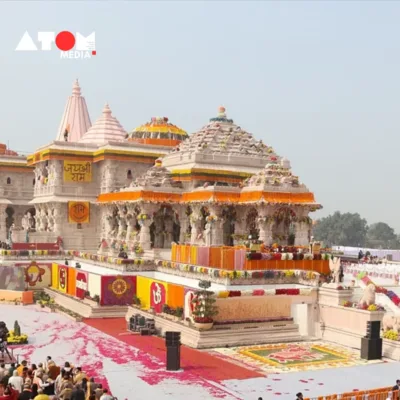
[233,207,247,243]
[34,206,42,232]
[46,205,54,232]
[164,217,174,249]
[153,215,164,249]
[42,206,49,232]
[139,219,153,250]
[105,206,117,239]
[257,206,274,245]
[208,205,224,246]
[126,213,138,242]
[258,218,273,245]
[179,216,189,243]
[294,221,311,246]
[117,206,127,240]
[138,205,156,250]
[53,204,63,235]
[190,206,202,245]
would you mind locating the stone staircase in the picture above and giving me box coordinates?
[44,288,128,319]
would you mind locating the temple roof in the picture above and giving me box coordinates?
[57,80,92,142]
[128,117,188,147]
[169,106,276,159]
[79,104,127,144]
[0,143,18,156]
[131,159,181,189]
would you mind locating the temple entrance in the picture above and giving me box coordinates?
[222,206,235,245]
[152,206,177,249]
[272,207,296,245]
[246,208,259,240]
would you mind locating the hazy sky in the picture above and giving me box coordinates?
[1,1,399,229]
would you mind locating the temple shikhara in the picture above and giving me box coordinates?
[1,80,397,400]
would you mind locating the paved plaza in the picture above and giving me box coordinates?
[3,305,400,400]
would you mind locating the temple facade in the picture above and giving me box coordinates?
[1,80,321,252]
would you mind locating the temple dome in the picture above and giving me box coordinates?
[243,158,307,191]
[131,158,181,188]
[79,104,127,144]
[128,117,188,147]
[170,106,277,159]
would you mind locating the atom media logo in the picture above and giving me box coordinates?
[15,31,96,59]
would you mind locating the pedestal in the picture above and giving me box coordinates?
[319,286,354,306]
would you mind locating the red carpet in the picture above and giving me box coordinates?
[84,317,263,382]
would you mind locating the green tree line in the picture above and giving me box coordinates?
[313,211,400,249]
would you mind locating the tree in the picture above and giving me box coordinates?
[313,211,368,247]
[366,222,400,249]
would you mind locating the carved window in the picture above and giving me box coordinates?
[127,170,133,180]
[6,177,11,185]
[33,179,35,186]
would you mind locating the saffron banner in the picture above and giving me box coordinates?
[68,202,90,224]
[76,271,88,299]
[100,276,136,306]
[58,265,68,293]
[63,161,92,183]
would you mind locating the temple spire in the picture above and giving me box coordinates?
[79,103,126,144]
[56,79,92,142]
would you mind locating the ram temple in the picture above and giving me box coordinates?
[1,80,400,400]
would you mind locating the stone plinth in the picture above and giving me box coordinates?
[318,304,384,349]
[318,286,354,306]
[44,288,128,318]
[383,339,400,361]
[126,307,302,348]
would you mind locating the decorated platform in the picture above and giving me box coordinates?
[210,341,383,374]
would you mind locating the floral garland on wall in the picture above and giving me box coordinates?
[156,259,319,283]
[247,252,331,261]
[216,288,313,298]
[0,250,64,256]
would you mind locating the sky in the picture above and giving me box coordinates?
[0,1,400,229]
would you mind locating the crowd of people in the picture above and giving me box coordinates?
[0,242,11,250]
[0,357,115,400]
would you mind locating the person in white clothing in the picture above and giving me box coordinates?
[100,388,114,400]
[44,355,52,372]
[8,369,23,392]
